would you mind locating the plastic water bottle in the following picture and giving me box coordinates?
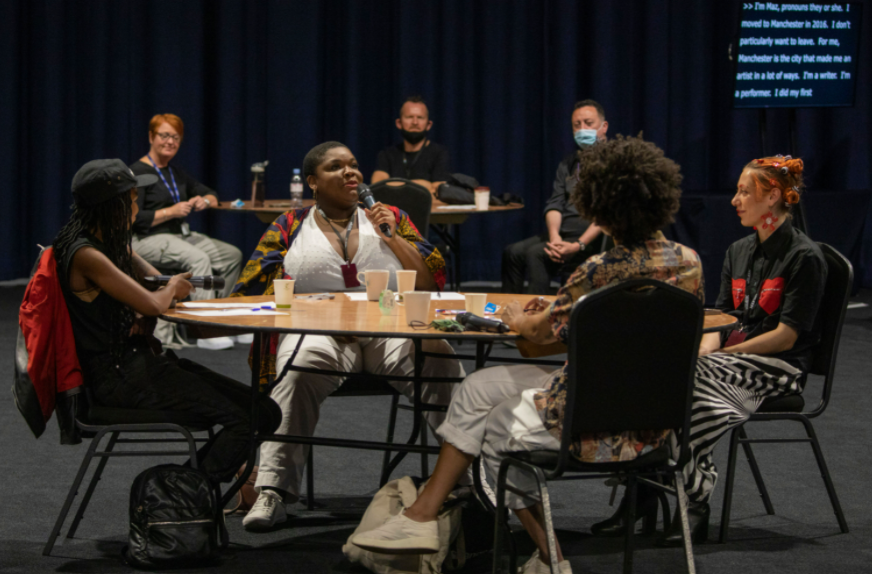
[290,168,304,208]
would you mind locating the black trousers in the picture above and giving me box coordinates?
[501,232,602,294]
[86,339,281,483]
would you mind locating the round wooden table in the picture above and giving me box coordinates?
[161,294,736,513]
[212,198,524,226]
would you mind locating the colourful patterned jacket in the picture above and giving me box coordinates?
[534,232,704,463]
[231,205,446,385]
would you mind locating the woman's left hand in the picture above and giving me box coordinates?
[365,202,398,242]
[502,300,524,331]
[189,196,209,212]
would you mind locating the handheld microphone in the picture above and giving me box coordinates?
[143,275,226,291]
[456,312,510,333]
[357,183,392,238]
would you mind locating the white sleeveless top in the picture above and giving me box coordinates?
[283,208,403,293]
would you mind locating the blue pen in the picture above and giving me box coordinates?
[261,305,272,310]
[250,308,261,312]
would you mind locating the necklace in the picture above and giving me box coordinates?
[316,207,354,225]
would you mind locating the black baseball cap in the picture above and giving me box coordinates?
[71,159,158,206]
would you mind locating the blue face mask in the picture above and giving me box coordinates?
[574,128,598,149]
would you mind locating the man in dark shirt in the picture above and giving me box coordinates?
[371,95,452,197]
[501,100,608,294]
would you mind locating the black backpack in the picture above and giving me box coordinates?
[123,464,221,569]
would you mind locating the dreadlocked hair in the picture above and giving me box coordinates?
[572,133,682,246]
[52,193,136,366]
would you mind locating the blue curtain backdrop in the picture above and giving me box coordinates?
[3,0,871,302]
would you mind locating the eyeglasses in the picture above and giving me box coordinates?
[155,132,180,142]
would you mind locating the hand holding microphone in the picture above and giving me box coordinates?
[358,183,393,239]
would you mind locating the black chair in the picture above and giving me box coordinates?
[370,178,432,240]
[44,389,215,556]
[492,279,703,574]
[718,243,852,542]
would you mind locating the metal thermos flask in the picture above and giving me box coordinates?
[250,160,269,207]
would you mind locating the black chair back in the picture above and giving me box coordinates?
[370,178,432,240]
[809,243,853,409]
[562,279,703,468]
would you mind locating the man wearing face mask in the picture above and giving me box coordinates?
[371,95,452,197]
[501,100,608,294]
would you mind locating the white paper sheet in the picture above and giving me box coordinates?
[179,301,277,309]
[344,292,372,301]
[435,205,476,210]
[176,309,287,317]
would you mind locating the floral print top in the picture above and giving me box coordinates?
[533,231,704,462]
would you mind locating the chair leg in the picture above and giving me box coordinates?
[492,459,511,574]
[718,427,742,543]
[623,475,638,574]
[738,427,774,515]
[67,431,119,539]
[44,428,109,556]
[420,415,429,477]
[380,394,401,486]
[306,447,315,511]
[673,471,697,574]
[800,417,849,533]
[531,468,560,574]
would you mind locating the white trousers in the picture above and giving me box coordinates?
[132,231,242,299]
[437,364,561,510]
[256,334,465,501]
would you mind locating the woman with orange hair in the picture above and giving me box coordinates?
[596,155,829,546]
[129,114,243,349]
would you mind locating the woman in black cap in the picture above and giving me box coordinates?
[52,159,281,484]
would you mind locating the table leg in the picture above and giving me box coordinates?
[381,339,425,482]
[219,331,264,510]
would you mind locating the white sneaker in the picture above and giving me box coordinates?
[242,490,287,531]
[233,334,254,344]
[519,550,573,574]
[196,336,234,350]
[351,512,440,554]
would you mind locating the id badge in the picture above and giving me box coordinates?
[724,330,748,348]
[341,263,360,288]
[180,222,191,237]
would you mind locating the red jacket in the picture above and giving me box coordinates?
[14,247,83,442]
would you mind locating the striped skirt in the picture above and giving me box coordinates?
[670,352,805,504]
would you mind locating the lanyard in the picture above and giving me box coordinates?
[146,155,181,203]
[317,207,355,263]
[402,150,423,179]
[742,251,770,327]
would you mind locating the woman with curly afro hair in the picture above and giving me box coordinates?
[352,135,703,574]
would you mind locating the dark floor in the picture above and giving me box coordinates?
[2,285,872,573]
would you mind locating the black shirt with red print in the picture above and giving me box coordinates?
[714,218,827,372]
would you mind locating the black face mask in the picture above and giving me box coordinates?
[399,129,428,145]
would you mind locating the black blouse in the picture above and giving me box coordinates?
[129,160,216,237]
[714,218,827,372]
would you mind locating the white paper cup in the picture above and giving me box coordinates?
[474,187,490,211]
[404,291,432,325]
[356,269,390,301]
[274,279,295,309]
[396,270,417,298]
[464,293,487,316]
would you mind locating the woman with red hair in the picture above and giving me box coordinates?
[597,155,829,546]
[129,114,243,350]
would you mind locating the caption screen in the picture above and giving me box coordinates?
[733,3,861,108]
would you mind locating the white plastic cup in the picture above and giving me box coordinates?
[396,270,417,298]
[404,292,432,325]
[274,279,296,309]
[357,269,390,301]
[474,187,490,211]
[464,293,487,316]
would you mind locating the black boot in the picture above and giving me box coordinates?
[656,500,710,547]
[591,484,659,538]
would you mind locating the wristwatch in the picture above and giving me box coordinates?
[577,240,586,251]
[203,198,212,207]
